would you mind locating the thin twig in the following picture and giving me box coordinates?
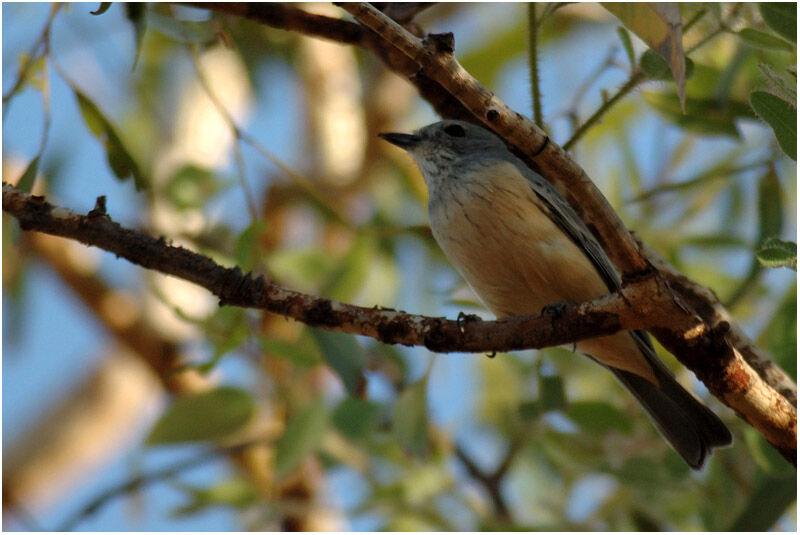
[57,444,251,531]
[563,70,646,151]
[527,4,543,128]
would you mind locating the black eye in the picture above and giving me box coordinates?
[443,124,466,137]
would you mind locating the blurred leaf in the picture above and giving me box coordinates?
[197,307,248,372]
[616,27,636,70]
[750,91,797,160]
[147,10,218,44]
[758,283,797,376]
[643,92,755,137]
[275,399,329,478]
[393,376,429,456]
[538,374,566,411]
[164,164,222,211]
[566,400,634,434]
[172,477,257,516]
[757,63,797,103]
[72,88,147,189]
[459,20,526,85]
[518,399,542,421]
[604,2,686,105]
[147,387,255,444]
[333,396,381,439]
[757,169,784,243]
[728,473,797,530]
[311,329,366,397]
[234,220,267,272]
[639,49,694,81]
[90,2,112,15]
[759,3,797,43]
[125,3,148,68]
[321,235,374,302]
[743,426,797,474]
[258,334,321,367]
[736,28,794,52]
[479,356,524,433]
[756,237,797,270]
[683,233,749,248]
[16,155,39,193]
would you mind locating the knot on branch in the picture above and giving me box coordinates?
[87,196,107,218]
[424,32,454,54]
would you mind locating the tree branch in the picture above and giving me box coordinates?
[3,182,796,465]
[0,183,666,354]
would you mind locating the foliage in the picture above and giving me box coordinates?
[2,2,796,531]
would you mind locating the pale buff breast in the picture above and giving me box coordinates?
[429,161,656,382]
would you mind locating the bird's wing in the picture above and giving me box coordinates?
[512,160,622,293]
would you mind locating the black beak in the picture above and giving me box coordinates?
[378,132,421,150]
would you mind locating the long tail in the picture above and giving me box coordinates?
[611,336,732,469]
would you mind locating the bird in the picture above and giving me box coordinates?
[379,119,732,469]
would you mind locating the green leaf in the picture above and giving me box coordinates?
[233,220,267,272]
[756,237,797,270]
[566,400,634,434]
[274,399,329,478]
[643,92,755,137]
[459,20,526,86]
[538,374,566,411]
[125,3,148,68]
[321,235,375,302]
[258,336,321,367]
[333,396,381,439]
[640,49,695,81]
[393,377,429,456]
[147,10,218,44]
[736,28,794,52]
[759,283,797,376]
[147,387,255,444]
[750,91,797,160]
[90,2,112,15]
[759,3,797,43]
[757,63,797,103]
[604,3,686,104]
[164,164,222,211]
[757,170,784,243]
[310,329,366,397]
[16,155,40,193]
[172,478,257,516]
[73,88,147,189]
[728,474,797,530]
[616,27,636,70]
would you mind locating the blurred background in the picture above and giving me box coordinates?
[3,2,796,530]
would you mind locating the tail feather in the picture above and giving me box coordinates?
[610,335,732,469]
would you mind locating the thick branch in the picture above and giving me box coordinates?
[1,183,663,354]
[337,2,649,277]
[3,183,796,465]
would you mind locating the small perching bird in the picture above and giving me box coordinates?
[380,120,731,469]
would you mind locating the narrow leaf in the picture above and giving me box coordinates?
[393,378,429,456]
[750,91,797,160]
[737,28,794,51]
[333,396,381,439]
[759,3,796,43]
[757,170,784,243]
[756,237,797,270]
[16,155,40,193]
[728,474,797,530]
[616,27,636,70]
[147,387,255,444]
[311,329,366,397]
[274,399,329,478]
[73,88,148,188]
[90,2,112,15]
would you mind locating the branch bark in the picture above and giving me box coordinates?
[3,180,796,465]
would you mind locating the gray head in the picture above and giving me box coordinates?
[379,120,511,189]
